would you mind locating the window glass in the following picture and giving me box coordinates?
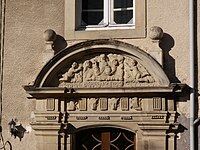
[81,0,134,27]
[114,0,133,9]
[82,0,104,25]
[114,10,133,24]
[82,0,103,9]
[113,0,133,25]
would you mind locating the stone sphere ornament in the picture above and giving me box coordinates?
[43,29,57,42]
[149,26,164,40]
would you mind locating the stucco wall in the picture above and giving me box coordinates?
[0,0,198,149]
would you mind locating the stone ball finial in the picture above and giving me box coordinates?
[149,26,163,40]
[43,29,57,42]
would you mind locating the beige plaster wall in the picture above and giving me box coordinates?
[1,0,64,149]
[0,0,197,149]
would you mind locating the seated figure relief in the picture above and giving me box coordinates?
[59,53,155,87]
[124,58,154,83]
[60,62,83,83]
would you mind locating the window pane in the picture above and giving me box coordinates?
[82,0,103,10]
[114,0,133,9]
[82,11,103,25]
[114,10,133,24]
[82,0,104,26]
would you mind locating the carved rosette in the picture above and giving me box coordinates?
[59,53,155,88]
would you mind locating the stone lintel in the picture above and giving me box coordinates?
[23,84,186,99]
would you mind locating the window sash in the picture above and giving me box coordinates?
[81,0,135,28]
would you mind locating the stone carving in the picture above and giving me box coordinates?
[121,97,129,111]
[130,97,142,111]
[67,100,78,111]
[124,58,154,83]
[153,97,162,110]
[60,62,83,83]
[109,98,120,110]
[79,98,87,111]
[88,98,99,111]
[100,98,108,111]
[65,97,143,112]
[59,53,155,88]
[121,116,133,120]
[76,116,88,120]
[99,116,110,120]
[46,98,55,111]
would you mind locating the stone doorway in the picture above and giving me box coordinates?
[24,40,185,150]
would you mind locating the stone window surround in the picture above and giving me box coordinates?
[64,0,146,40]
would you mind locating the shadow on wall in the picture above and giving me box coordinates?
[53,34,68,55]
[159,33,180,83]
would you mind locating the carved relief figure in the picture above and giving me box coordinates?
[124,59,154,83]
[59,53,155,87]
[115,55,124,81]
[83,60,94,81]
[60,62,83,83]
[67,100,78,111]
[109,98,120,110]
[129,97,142,111]
[88,98,99,110]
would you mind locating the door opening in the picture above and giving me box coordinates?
[75,127,135,150]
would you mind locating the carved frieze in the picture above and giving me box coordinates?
[59,53,155,88]
[66,97,143,112]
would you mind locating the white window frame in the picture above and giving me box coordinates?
[80,0,135,28]
[65,0,146,40]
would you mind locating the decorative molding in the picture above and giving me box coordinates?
[153,97,162,110]
[45,116,57,120]
[76,116,88,120]
[46,98,55,111]
[79,98,87,111]
[99,116,110,120]
[121,116,133,120]
[65,97,143,112]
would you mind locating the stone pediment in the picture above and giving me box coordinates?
[59,53,155,88]
[30,40,170,88]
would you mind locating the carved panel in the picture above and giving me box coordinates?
[79,98,87,111]
[67,99,78,111]
[100,98,108,111]
[108,98,120,110]
[88,98,99,111]
[46,98,55,111]
[66,97,143,112]
[121,97,129,111]
[59,53,155,88]
[153,97,162,110]
[130,97,142,111]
